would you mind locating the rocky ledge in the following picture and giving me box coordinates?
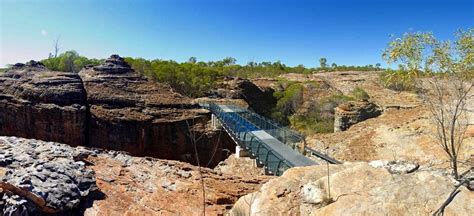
[334,100,382,132]
[0,136,270,215]
[230,162,473,215]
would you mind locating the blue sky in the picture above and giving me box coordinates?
[1,0,473,67]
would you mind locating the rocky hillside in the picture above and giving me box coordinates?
[303,71,473,171]
[252,71,473,171]
[0,136,270,215]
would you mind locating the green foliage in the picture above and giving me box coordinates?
[290,93,353,134]
[41,51,102,72]
[325,64,383,72]
[271,82,304,125]
[124,57,221,97]
[381,28,473,91]
[351,87,370,100]
[290,109,334,134]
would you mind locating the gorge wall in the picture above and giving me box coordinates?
[0,56,235,167]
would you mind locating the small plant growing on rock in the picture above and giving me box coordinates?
[351,87,370,100]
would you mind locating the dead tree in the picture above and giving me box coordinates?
[53,36,61,58]
[422,74,473,179]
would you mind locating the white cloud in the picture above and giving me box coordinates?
[41,29,48,36]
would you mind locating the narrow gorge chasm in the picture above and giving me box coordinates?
[0,55,236,168]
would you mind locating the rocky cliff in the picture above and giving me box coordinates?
[0,61,87,146]
[0,56,235,167]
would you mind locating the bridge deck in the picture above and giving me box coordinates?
[209,104,317,175]
[251,130,315,167]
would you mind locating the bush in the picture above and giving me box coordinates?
[380,69,417,91]
[271,82,304,125]
[351,87,370,100]
[289,93,353,134]
[41,51,102,73]
[125,57,221,97]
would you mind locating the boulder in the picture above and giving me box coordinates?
[334,100,382,131]
[0,136,98,214]
[229,162,474,216]
[0,61,87,146]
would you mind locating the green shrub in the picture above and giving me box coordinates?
[380,69,417,91]
[351,87,370,100]
[41,50,102,72]
[288,93,354,134]
[271,82,304,125]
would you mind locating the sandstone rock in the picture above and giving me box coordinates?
[230,162,474,216]
[0,61,87,146]
[1,56,236,167]
[214,154,265,178]
[0,136,97,214]
[78,55,235,166]
[82,145,271,216]
[211,77,276,117]
[334,100,382,132]
[369,160,419,174]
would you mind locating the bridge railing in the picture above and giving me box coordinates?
[209,103,292,175]
[223,104,306,153]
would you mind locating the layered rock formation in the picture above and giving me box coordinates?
[79,55,219,163]
[334,100,382,132]
[0,136,98,215]
[230,162,474,215]
[0,56,235,167]
[0,61,87,146]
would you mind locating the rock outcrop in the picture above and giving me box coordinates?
[210,77,277,117]
[0,56,235,167]
[0,61,87,146]
[78,55,234,166]
[0,136,270,215]
[0,136,98,215]
[85,150,271,216]
[230,162,474,216]
[334,100,382,132]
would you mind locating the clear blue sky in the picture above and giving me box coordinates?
[1,0,473,67]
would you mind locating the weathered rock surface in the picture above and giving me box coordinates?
[307,71,473,170]
[334,100,382,132]
[230,162,474,216]
[0,61,87,146]
[0,136,97,215]
[214,154,266,178]
[210,77,276,117]
[0,136,270,215]
[85,152,271,216]
[78,55,235,166]
[0,56,235,167]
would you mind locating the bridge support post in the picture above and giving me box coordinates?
[235,145,249,158]
[211,114,222,130]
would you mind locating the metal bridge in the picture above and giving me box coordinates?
[205,103,341,176]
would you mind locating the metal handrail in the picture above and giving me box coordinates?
[209,103,294,173]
